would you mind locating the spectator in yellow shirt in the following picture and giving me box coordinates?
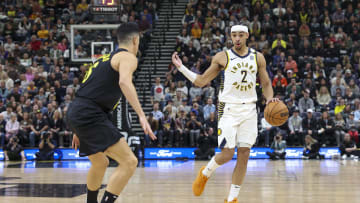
[37,24,49,40]
[77,0,89,12]
[271,34,286,50]
[191,22,202,39]
[334,99,346,115]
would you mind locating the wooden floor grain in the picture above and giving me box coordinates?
[0,159,359,203]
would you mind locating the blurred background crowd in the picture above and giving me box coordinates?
[0,0,360,161]
[147,0,360,157]
[0,0,159,160]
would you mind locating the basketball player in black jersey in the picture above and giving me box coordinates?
[67,23,156,203]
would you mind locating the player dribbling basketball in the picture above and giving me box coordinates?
[172,25,279,202]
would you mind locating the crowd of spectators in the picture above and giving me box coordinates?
[146,0,360,152]
[0,0,159,160]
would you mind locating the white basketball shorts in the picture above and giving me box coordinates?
[217,102,258,149]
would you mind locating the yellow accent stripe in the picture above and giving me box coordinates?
[218,102,225,120]
[112,99,120,110]
[224,51,230,70]
[254,51,258,72]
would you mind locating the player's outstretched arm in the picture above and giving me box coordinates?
[171,52,224,87]
[257,52,277,104]
[112,52,156,140]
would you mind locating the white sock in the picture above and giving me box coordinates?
[202,156,220,177]
[227,184,241,202]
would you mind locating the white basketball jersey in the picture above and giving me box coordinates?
[218,48,258,104]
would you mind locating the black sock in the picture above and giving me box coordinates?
[87,188,99,203]
[101,190,118,203]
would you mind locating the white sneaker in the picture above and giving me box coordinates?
[342,155,347,160]
[350,155,355,159]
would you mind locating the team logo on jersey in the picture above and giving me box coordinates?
[218,128,222,136]
[229,62,255,92]
[230,62,255,74]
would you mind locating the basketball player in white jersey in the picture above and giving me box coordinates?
[172,25,277,203]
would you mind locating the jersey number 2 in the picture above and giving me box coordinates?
[241,70,247,83]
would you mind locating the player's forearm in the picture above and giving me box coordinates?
[178,65,203,87]
[262,82,274,101]
[119,82,146,118]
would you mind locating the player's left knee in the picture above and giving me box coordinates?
[124,154,138,171]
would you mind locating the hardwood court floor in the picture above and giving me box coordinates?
[0,159,359,203]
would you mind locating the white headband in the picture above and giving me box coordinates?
[231,25,248,33]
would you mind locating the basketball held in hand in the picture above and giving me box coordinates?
[264,101,289,126]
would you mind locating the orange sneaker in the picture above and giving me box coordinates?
[224,198,238,203]
[192,166,209,196]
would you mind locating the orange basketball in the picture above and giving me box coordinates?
[264,101,289,126]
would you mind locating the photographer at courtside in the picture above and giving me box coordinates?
[266,133,287,160]
[35,132,56,161]
[4,136,26,161]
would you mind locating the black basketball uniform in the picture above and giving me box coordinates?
[67,48,127,157]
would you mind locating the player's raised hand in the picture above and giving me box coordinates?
[172,52,183,68]
[139,116,157,140]
[72,134,80,151]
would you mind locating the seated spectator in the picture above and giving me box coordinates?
[334,113,346,147]
[346,112,359,144]
[18,112,32,146]
[0,81,9,100]
[191,22,202,39]
[163,100,177,119]
[1,105,12,122]
[164,82,177,102]
[355,103,360,122]
[35,132,55,161]
[0,114,6,148]
[203,98,216,121]
[187,111,202,147]
[5,113,19,140]
[49,110,63,147]
[259,117,279,147]
[274,80,285,96]
[144,113,160,147]
[266,133,287,160]
[288,108,303,146]
[334,99,346,116]
[302,109,318,139]
[150,77,164,107]
[286,78,301,96]
[194,127,216,160]
[173,90,186,107]
[298,22,311,37]
[317,111,335,146]
[284,55,298,73]
[303,135,323,159]
[175,109,189,147]
[189,85,202,101]
[298,89,314,114]
[159,111,176,147]
[202,83,215,101]
[317,86,331,107]
[29,110,49,147]
[3,136,26,161]
[340,133,360,159]
[151,102,164,121]
[176,81,188,97]
[272,70,287,87]
[348,79,359,97]
[331,78,345,97]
